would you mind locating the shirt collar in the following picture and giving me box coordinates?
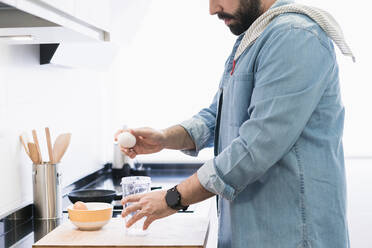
[236,0,294,42]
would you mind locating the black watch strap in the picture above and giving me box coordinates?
[165,186,189,211]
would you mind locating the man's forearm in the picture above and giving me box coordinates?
[177,173,215,206]
[162,125,196,151]
[161,126,214,204]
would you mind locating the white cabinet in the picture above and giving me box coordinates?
[0,0,16,6]
[38,0,75,16]
[75,0,110,31]
[0,0,111,43]
[38,0,110,31]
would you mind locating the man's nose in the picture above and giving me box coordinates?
[209,0,223,15]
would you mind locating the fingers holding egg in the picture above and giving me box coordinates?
[127,149,138,158]
[128,148,137,158]
[120,147,129,156]
[120,147,137,158]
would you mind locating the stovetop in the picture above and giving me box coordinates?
[62,172,195,216]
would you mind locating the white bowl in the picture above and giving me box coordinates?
[67,202,113,231]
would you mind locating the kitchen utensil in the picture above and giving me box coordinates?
[19,135,30,157]
[68,189,122,204]
[53,133,71,163]
[32,129,42,164]
[45,127,54,164]
[67,187,162,204]
[27,142,40,164]
[67,202,113,231]
[33,162,62,219]
[121,176,151,235]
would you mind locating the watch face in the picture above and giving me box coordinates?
[166,189,180,207]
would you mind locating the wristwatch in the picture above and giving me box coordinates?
[165,186,189,211]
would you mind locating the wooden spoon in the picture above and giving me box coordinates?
[19,135,30,157]
[45,127,54,164]
[53,133,71,163]
[32,130,42,164]
[27,142,40,164]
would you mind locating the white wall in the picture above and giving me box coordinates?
[0,44,108,218]
[346,158,372,247]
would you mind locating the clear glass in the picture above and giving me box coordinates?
[121,176,151,235]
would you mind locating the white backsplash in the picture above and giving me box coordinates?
[0,44,109,218]
[345,158,372,248]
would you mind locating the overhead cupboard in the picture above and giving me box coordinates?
[0,0,116,67]
[0,0,110,44]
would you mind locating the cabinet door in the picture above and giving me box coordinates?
[0,0,17,7]
[16,0,109,31]
[37,0,75,16]
[75,0,110,31]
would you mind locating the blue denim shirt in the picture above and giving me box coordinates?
[180,0,349,247]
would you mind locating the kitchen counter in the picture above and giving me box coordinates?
[0,163,205,248]
[33,200,212,248]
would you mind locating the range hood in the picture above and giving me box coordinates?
[0,1,113,67]
[0,2,109,44]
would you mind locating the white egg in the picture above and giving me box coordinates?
[117,132,136,148]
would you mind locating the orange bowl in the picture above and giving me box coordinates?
[67,202,113,231]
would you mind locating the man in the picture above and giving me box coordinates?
[116,0,350,247]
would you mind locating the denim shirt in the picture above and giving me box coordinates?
[180,0,349,247]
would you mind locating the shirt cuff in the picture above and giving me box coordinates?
[179,117,212,157]
[197,159,236,201]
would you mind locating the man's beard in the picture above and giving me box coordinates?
[218,0,262,35]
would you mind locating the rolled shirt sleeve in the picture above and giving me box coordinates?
[179,91,219,156]
[197,27,336,201]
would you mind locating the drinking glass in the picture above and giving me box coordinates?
[121,176,151,235]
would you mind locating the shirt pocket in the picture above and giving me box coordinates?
[226,72,254,127]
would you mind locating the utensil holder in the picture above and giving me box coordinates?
[32,163,62,219]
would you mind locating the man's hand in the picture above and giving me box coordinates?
[114,125,196,159]
[121,190,178,230]
[114,127,166,159]
[121,174,215,230]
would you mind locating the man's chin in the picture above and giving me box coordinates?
[228,25,245,36]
